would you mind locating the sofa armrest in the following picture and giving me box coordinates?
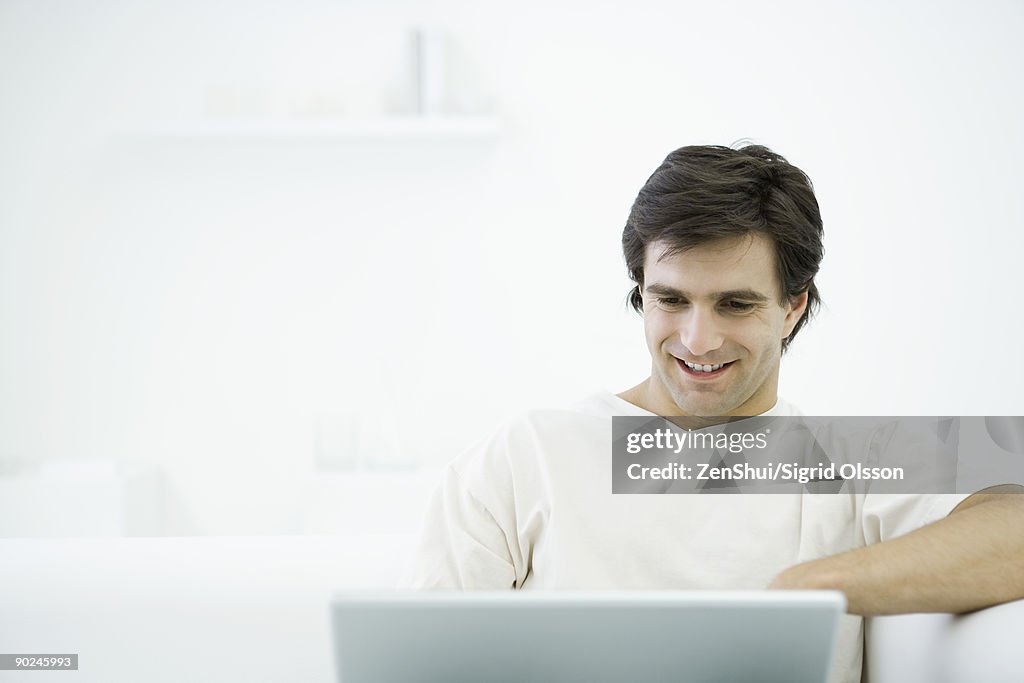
[865,598,1024,683]
[0,535,415,683]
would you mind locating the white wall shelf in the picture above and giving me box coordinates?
[117,116,499,140]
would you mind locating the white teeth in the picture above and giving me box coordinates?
[683,360,725,373]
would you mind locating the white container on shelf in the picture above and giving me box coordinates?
[414,28,446,116]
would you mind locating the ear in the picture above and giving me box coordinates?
[781,290,809,339]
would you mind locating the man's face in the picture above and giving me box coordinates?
[640,233,807,417]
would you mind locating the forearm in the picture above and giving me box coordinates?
[769,496,1024,616]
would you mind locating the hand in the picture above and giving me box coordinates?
[768,562,856,615]
[767,560,839,592]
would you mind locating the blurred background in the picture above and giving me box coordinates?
[1,0,1021,538]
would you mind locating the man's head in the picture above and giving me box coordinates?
[621,144,824,416]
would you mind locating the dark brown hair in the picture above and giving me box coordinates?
[622,143,824,352]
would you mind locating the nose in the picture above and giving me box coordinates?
[677,306,725,358]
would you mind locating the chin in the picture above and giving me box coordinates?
[669,394,724,417]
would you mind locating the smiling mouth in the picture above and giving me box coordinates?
[675,357,734,378]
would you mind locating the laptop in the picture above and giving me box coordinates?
[331,590,846,683]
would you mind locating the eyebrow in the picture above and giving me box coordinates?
[644,283,772,303]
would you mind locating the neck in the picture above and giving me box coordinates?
[617,376,779,418]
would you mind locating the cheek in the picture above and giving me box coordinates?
[764,309,791,334]
[643,314,674,346]
[732,319,781,356]
[744,326,785,359]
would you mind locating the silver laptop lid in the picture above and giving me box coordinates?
[331,590,846,683]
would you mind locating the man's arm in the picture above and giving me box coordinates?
[768,485,1024,616]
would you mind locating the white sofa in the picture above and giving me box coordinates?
[1,536,1022,682]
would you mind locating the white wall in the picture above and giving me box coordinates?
[1,0,1021,535]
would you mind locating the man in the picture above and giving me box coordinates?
[404,144,1024,683]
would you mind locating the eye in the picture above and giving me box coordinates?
[723,300,755,313]
[656,297,685,309]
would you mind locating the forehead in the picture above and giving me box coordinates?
[643,233,781,295]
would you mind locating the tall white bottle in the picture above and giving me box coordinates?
[414,28,445,116]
